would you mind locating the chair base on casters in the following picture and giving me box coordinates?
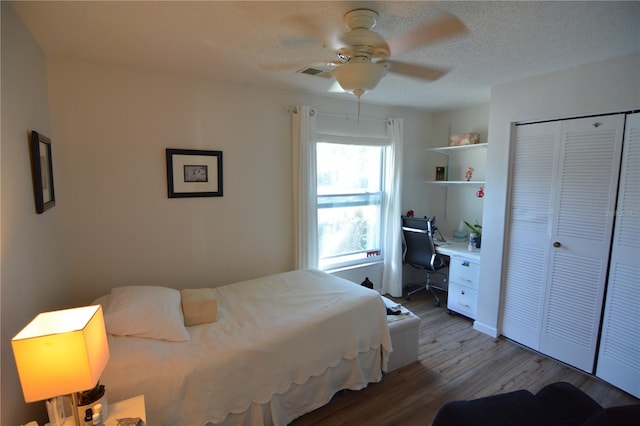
[404,284,442,307]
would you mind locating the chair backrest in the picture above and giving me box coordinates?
[401,216,438,270]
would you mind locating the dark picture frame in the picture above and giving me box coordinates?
[166,148,223,198]
[435,166,447,181]
[29,131,56,213]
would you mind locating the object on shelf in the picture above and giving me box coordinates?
[450,133,480,146]
[116,419,143,426]
[465,167,474,181]
[452,230,468,242]
[476,186,485,198]
[435,166,447,181]
[465,221,482,249]
[464,221,482,237]
[406,209,414,217]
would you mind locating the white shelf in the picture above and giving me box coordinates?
[427,143,488,154]
[426,180,486,185]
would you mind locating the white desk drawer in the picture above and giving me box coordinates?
[449,257,480,289]
[448,282,478,319]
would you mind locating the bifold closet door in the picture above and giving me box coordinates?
[501,121,560,349]
[502,115,624,372]
[596,112,640,397]
[538,115,624,372]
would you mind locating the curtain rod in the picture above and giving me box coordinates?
[317,111,389,124]
[287,106,389,124]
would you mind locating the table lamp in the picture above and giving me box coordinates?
[11,305,110,426]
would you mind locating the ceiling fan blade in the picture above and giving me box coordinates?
[385,61,449,81]
[385,13,468,56]
[282,15,344,52]
[262,60,338,71]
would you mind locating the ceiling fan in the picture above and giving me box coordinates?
[287,8,469,102]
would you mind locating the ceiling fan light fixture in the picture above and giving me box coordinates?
[331,61,389,95]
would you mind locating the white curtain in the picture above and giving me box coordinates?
[381,118,404,297]
[291,106,318,269]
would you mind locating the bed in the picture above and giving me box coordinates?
[96,269,392,425]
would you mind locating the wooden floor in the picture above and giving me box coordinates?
[291,290,638,425]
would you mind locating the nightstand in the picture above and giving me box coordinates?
[46,395,146,426]
[103,395,146,425]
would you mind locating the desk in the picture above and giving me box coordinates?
[436,241,481,319]
[435,241,481,261]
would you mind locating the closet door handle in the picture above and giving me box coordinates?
[553,241,561,248]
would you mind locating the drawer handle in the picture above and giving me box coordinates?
[457,302,471,308]
[459,277,473,283]
[461,261,470,267]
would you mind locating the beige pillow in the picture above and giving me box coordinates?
[181,288,218,326]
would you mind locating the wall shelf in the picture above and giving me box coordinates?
[426,142,488,219]
[427,143,488,154]
[426,180,486,185]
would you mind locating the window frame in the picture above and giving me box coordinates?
[315,138,387,270]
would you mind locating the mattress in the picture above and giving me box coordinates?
[99,269,392,425]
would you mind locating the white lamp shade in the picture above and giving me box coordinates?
[331,61,389,92]
[11,305,110,402]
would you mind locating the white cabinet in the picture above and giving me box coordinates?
[447,255,480,319]
[502,113,630,376]
[436,242,481,320]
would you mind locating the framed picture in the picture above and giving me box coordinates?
[166,148,223,198]
[29,131,56,213]
[435,166,447,181]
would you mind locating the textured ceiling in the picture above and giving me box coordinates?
[11,1,640,111]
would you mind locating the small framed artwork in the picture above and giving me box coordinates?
[166,148,223,198]
[435,166,447,181]
[29,131,56,213]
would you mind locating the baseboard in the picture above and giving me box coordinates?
[473,320,498,338]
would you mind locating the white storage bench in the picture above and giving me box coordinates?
[382,296,421,371]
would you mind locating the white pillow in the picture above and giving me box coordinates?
[104,286,190,342]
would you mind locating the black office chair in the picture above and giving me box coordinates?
[401,216,448,306]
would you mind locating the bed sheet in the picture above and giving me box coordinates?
[100,269,392,425]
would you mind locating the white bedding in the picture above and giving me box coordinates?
[100,269,392,425]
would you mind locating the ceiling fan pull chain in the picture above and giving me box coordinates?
[353,88,364,123]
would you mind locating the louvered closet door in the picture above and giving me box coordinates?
[502,122,561,349]
[539,115,624,372]
[596,113,640,397]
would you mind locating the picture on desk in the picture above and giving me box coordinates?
[435,166,447,181]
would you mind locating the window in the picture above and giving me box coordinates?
[316,141,384,269]
[292,107,403,295]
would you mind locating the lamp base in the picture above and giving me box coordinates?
[46,397,65,426]
[70,393,82,426]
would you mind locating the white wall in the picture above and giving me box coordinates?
[476,52,640,337]
[45,59,435,304]
[1,2,70,424]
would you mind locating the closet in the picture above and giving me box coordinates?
[501,112,639,397]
